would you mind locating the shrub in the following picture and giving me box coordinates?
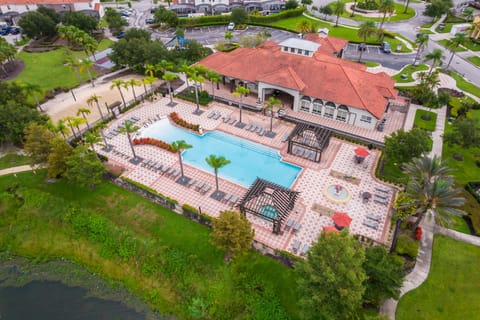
[133,137,175,153]
[415,227,423,241]
[169,112,200,132]
[395,235,420,258]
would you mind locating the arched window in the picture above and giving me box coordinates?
[336,105,349,122]
[324,102,336,119]
[300,98,311,112]
[312,99,323,115]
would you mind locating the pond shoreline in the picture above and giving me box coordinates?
[0,254,166,320]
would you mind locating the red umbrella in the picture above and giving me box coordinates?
[332,212,352,228]
[323,225,339,233]
[354,147,370,158]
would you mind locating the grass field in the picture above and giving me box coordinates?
[437,39,467,52]
[462,39,480,52]
[0,153,30,170]
[0,171,300,319]
[397,235,480,319]
[447,71,480,99]
[392,64,429,83]
[414,109,437,131]
[467,56,480,67]
[327,2,415,22]
[269,16,412,52]
[12,39,114,98]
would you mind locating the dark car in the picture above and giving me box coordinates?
[9,27,20,35]
[0,28,9,36]
[116,31,126,39]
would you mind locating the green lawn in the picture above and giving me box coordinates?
[462,39,480,52]
[448,71,480,99]
[436,23,453,33]
[467,56,480,67]
[328,2,415,22]
[12,38,114,97]
[0,153,30,170]
[268,16,412,52]
[442,109,480,185]
[0,171,300,319]
[447,214,471,234]
[397,235,480,319]
[392,64,429,83]
[437,39,467,52]
[414,109,437,131]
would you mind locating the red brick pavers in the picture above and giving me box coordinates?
[97,97,396,256]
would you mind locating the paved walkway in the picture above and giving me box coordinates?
[0,165,35,176]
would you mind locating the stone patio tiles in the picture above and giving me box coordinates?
[97,97,396,255]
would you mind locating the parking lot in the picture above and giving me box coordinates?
[343,43,416,70]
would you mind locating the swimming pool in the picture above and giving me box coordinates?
[139,119,301,188]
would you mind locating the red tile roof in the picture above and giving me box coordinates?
[199,39,397,119]
[0,0,91,4]
[304,34,348,56]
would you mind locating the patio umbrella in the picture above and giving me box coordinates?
[332,212,352,229]
[354,147,370,158]
[323,225,339,233]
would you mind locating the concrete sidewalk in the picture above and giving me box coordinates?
[0,165,34,176]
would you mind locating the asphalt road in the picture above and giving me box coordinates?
[343,44,416,70]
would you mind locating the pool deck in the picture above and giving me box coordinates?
[97,97,397,255]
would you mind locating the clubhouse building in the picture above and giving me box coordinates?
[198,34,399,131]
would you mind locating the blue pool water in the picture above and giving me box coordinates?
[139,119,301,188]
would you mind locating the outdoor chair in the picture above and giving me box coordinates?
[281,134,289,143]
[292,240,301,253]
[245,124,252,131]
[196,181,205,191]
[363,220,378,230]
[213,112,222,120]
[229,117,237,125]
[222,115,231,123]
[367,214,381,222]
[186,179,196,188]
[301,244,310,256]
[223,194,232,202]
[161,166,171,175]
[293,223,302,233]
[258,127,265,136]
[374,193,388,200]
[201,185,212,195]
[285,219,295,230]
[170,170,180,179]
[229,195,238,206]
[207,110,216,119]
[373,198,388,206]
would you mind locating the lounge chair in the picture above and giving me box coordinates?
[165,168,175,176]
[293,223,302,232]
[285,219,295,230]
[367,214,381,222]
[363,220,379,230]
[229,117,237,125]
[292,240,301,253]
[281,134,289,143]
[258,127,265,136]
[196,181,205,191]
[374,186,390,193]
[301,244,310,256]
[201,185,212,194]
[161,166,170,175]
[255,126,262,134]
[374,193,388,200]
[207,110,216,119]
[223,193,232,202]
[213,112,222,120]
[249,124,257,132]
[245,124,252,131]
[374,198,388,206]
[229,195,238,206]
[222,115,231,123]
[132,116,140,121]
[170,170,180,179]
[186,179,196,187]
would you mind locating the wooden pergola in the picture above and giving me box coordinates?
[286,122,332,162]
[238,178,300,234]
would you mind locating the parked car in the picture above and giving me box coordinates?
[9,27,20,35]
[381,42,391,53]
[358,43,367,51]
[116,31,126,39]
[0,27,9,36]
[145,17,154,24]
[227,22,235,31]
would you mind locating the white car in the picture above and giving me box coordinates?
[227,22,235,31]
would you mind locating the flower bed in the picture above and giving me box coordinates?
[133,137,175,153]
[170,112,200,132]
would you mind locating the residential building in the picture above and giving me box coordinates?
[170,0,285,15]
[198,34,398,131]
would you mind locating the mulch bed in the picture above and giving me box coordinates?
[0,60,25,80]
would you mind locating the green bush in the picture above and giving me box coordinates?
[395,235,420,258]
[177,90,212,106]
[248,8,304,23]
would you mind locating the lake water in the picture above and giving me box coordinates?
[0,281,147,320]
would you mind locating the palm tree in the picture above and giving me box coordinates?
[55,119,70,140]
[205,154,231,197]
[142,76,158,96]
[297,20,311,34]
[413,33,429,65]
[118,120,140,161]
[162,72,179,107]
[424,48,445,75]
[76,107,91,129]
[95,122,112,150]
[357,21,377,62]
[171,140,192,183]
[144,63,156,77]
[18,81,42,111]
[189,71,205,115]
[378,0,395,36]
[403,0,411,13]
[232,85,250,128]
[72,117,87,136]
[79,58,95,87]
[404,155,465,228]
[156,59,173,75]
[446,33,467,68]
[64,116,78,138]
[84,131,102,153]
[265,96,281,137]
[417,71,440,91]
[205,70,221,101]
[332,0,345,27]
[127,78,141,102]
[111,79,127,109]
[179,62,192,88]
[87,94,104,120]
[350,0,358,17]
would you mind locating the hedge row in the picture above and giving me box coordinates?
[178,8,304,27]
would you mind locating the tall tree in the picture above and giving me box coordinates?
[189,71,205,115]
[126,78,141,102]
[232,85,250,127]
[65,144,105,188]
[118,120,140,160]
[84,130,103,154]
[211,210,255,262]
[230,7,248,25]
[205,154,231,197]
[413,33,429,65]
[179,62,192,88]
[18,81,43,112]
[79,58,95,87]
[205,70,221,101]
[62,11,99,33]
[297,20,312,34]
[24,122,55,166]
[162,72,178,107]
[110,79,127,109]
[295,231,366,320]
[264,96,281,136]
[363,246,404,306]
[171,140,192,182]
[403,0,411,13]
[332,0,345,27]
[54,119,70,140]
[86,94,104,120]
[357,21,377,63]
[424,48,444,75]
[319,5,333,20]
[378,0,395,40]
[76,107,91,129]
[155,59,173,75]
[18,11,57,39]
[384,128,431,164]
[446,33,467,68]
[47,136,73,179]
[403,155,465,228]
[444,118,480,148]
